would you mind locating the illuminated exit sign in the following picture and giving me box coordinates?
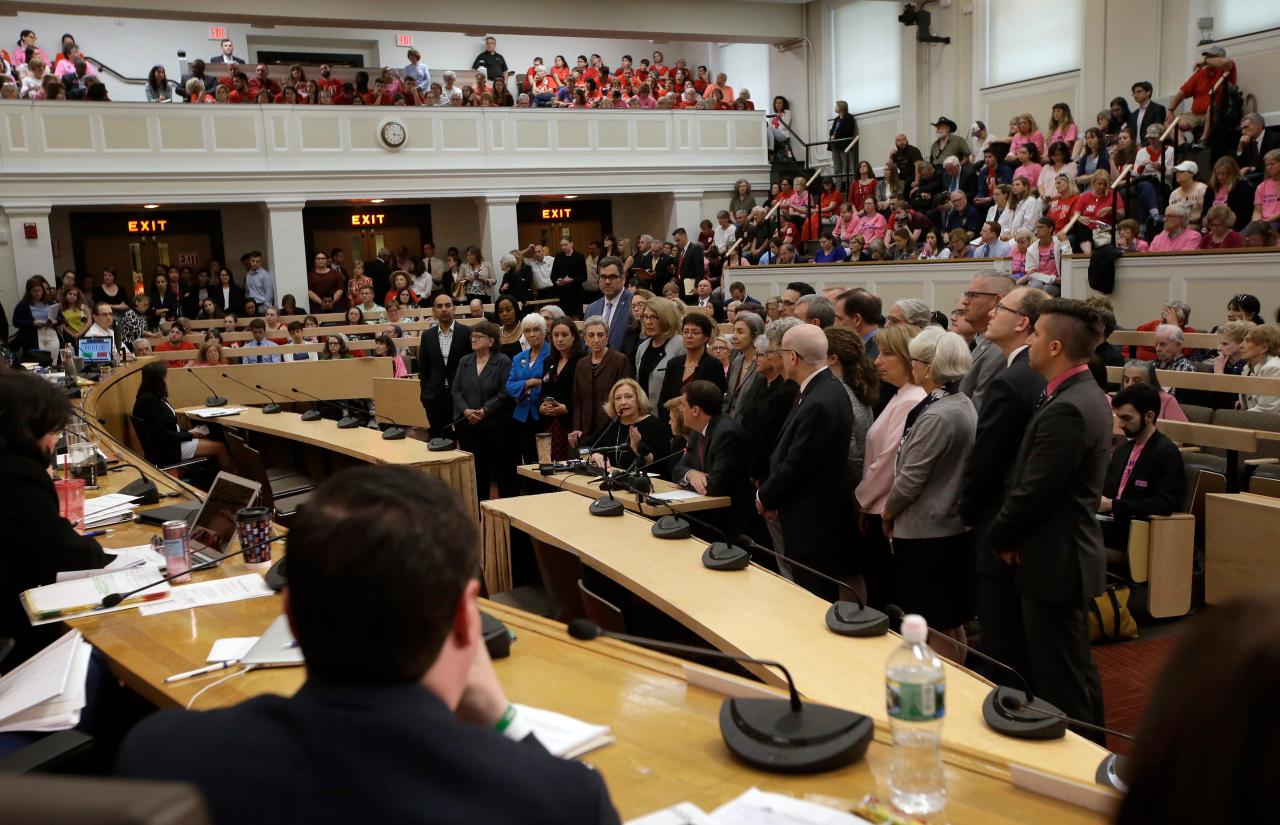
[540,207,573,219]
[396,34,414,47]
[351,213,387,226]
[127,219,168,232]
[208,26,227,41]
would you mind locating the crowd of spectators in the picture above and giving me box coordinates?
[2,29,757,112]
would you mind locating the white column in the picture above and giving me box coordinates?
[3,206,55,300]
[263,201,308,309]
[668,191,704,241]
[476,194,520,271]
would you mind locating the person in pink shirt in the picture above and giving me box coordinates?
[1148,204,1203,252]
[1252,148,1280,224]
[1116,219,1150,253]
[1200,205,1245,249]
[1046,102,1080,154]
[852,197,887,243]
[1006,112,1045,164]
[1011,143,1044,187]
[833,201,858,243]
[634,82,656,109]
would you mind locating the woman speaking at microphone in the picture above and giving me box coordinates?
[585,378,671,475]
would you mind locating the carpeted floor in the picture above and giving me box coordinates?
[1093,634,1183,754]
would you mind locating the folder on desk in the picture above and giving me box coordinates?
[21,568,170,624]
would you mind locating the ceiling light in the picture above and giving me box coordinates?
[143,203,160,209]
[369,198,385,204]
[562,195,578,199]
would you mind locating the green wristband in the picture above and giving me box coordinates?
[493,703,517,733]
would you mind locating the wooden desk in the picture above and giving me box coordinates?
[480,492,1110,787]
[516,465,729,517]
[1204,492,1280,604]
[1157,419,1257,492]
[178,406,478,519]
[1104,364,1280,397]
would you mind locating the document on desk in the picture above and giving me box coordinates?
[25,568,171,624]
[186,407,247,418]
[709,789,873,824]
[56,545,165,582]
[514,703,613,759]
[650,490,702,502]
[0,629,91,733]
[138,573,275,616]
[626,803,715,825]
[82,493,140,528]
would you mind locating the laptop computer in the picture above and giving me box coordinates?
[137,471,261,563]
[240,614,304,668]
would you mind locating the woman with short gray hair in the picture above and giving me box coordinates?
[882,327,977,663]
[888,298,932,328]
[726,312,766,417]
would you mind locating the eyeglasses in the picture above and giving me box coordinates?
[963,290,1000,300]
[599,274,623,281]
[994,301,1028,317]
[640,313,659,321]
[780,299,797,307]
[910,357,932,366]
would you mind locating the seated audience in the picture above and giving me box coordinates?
[1099,383,1185,553]
[1238,324,1280,413]
[1121,360,1188,421]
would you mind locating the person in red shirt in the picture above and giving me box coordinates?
[364,78,395,106]
[154,321,197,367]
[1165,46,1236,144]
[693,65,709,95]
[316,64,343,95]
[1073,169,1125,251]
[1135,301,1197,360]
[217,61,238,89]
[228,73,251,103]
[801,177,845,242]
[1200,204,1245,249]
[550,55,570,86]
[671,66,690,91]
[248,64,282,98]
[650,51,668,77]
[1045,174,1080,234]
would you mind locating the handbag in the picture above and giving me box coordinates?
[1088,583,1139,643]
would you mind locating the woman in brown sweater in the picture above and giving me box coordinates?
[568,315,634,451]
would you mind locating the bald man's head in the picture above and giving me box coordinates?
[781,324,828,381]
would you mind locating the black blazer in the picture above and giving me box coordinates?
[741,376,798,482]
[657,351,727,418]
[540,351,582,424]
[0,455,111,667]
[550,251,588,313]
[452,352,514,430]
[1127,103,1167,142]
[988,371,1112,603]
[211,284,244,313]
[418,324,473,404]
[674,243,704,298]
[587,413,671,472]
[1236,129,1280,173]
[959,348,1046,577]
[757,370,854,565]
[686,299,726,323]
[132,391,193,467]
[118,679,620,825]
[499,264,534,303]
[672,414,755,529]
[149,289,181,320]
[1102,429,1185,528]
[633,251,674,293]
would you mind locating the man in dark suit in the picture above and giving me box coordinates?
[632,235,674,294]
[688,279,725,321]
[1127,81,1167,144]
[550,236,587,318]
[1235,112,1280,180]
[118,466,620,825]
[672,380,756,537]
[939,157,978,201]
[959,286,1048,686]
[756,324,854,599]
[419,293,472,440]
[930,190,983,237]
[987,298,1112,745]
[208,38,246,65]
[363,247,394,303]
[671,228,704,303]
[1100,383,1186,551]
[583,256,632,351]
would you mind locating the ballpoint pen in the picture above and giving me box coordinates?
[164,660,240,683]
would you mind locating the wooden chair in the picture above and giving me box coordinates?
[1123,514,1195,618]
[578,579,627,634]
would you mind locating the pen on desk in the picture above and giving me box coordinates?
[84,528,112,538]
[282,641,300,649]
[164,660,239,683]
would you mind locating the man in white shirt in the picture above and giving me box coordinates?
[440,71,463,105]
[84,303,124,360]
[526,245,554,294]
[358,286,386,323]
[240,318,283,364]
[972,221,1013,259]
[712,210,737,254]
[415,242,445,296]
[402,48,431,91]
[243,251,275,310]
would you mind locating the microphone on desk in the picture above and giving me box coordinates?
[283,385,363,427]
[219,372,281,414]
[365,407,408,441]
[879,604,1133,754]
[98,532,286,609]
[184,367,227,406]
[567,618,873,773]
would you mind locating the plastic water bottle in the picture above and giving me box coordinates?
[886,613,946,815]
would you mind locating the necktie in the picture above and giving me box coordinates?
[603,300,613,328]
[1034,390,1050,411]
[697,433,707,469]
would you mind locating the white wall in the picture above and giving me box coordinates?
[716,43,770,109]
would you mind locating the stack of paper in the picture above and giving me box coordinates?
[81,493,139,528]
[56,545,166,582]
[0,630,92,733]
[627,790,874,825]
[137,573,275,616]
[186,407,246,418]
[22,567,171,625]
[515,704,613,759]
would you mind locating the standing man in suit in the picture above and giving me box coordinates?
[756,324,854,598]
[119,466,621,824]
[959,286,1048,685]
[958,272,1012,412]
[209,38,245,65]
[1099,383,1186,551]
[419,293,472,440]
[672,380,756,537]
[584,256,632,351]
[1127,81,1167,144]
[987,298,1112,744]
[671,228,704,303]
[631,235,672,293]
[550,236,587,318]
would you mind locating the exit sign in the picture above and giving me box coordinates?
[208,26,227,41]
[396,34,414,47]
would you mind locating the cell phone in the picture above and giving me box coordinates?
[542,396,556,405]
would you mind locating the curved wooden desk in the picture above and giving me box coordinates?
[479,492,1111,789]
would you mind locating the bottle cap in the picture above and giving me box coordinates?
[901,614,928,644]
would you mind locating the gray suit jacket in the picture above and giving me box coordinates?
[884,391,977,539]
[724,351,761,418]
[987,370,1111,603]
[959,334,1004,412]
[634,335,685,406]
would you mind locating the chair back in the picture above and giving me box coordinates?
[531,541,587,623]
[222,430,274,509]
[578,578,627,634]
[127,415,159,466]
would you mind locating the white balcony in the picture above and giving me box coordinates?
[0,102,767,204]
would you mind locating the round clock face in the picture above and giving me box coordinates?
[380,120,406,148]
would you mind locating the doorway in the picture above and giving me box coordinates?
[516,199,612,252]
[303,205,432,269]
[70,210,224,296]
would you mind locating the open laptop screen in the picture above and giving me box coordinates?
[188,471,260,561]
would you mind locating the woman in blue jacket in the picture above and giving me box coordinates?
[505,312,553,465]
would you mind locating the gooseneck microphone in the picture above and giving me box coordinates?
[219,372,281,414]
[567,619,873,773]
[185,367,227,406]
[730,533,890,639]
[99,532,286,608]
[284,385,362,426]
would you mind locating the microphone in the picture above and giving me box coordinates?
[185,367,227,406]
[99,532,285,608]
[219,372,281,414]
[731,533,889,638]
[285,385,363,427]
[567,618,873,773]
[880,604,1132,746]
[283,385,331,421]
[366,407,408,441]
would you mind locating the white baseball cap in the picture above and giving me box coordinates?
[1172,160,1199,174]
